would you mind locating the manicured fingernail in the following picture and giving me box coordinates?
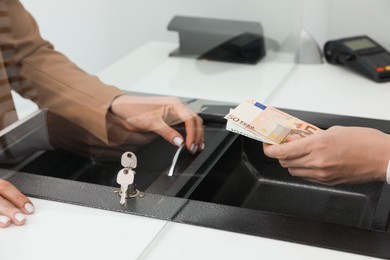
[192,145,198,154]
[201,143,205,150]
[14,213,26,222]
[173,137,184,147]
[0,216,10,224]
[24,203,35,214]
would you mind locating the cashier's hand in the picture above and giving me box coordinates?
[263,126,390,185]
[0,179,34,227]
[110,96,204,153]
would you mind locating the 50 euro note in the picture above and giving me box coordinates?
[224,99,322,144]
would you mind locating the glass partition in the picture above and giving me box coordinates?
[0,0,307,258]
[98,0,303,104]
[3,0,302,201]
[3,1,390,259]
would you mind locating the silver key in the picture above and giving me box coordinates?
[121,152,137,169]
[116,168,135,205]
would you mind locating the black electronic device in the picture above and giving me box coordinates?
[199,32,265,64]
[324,35,390,82]
[168,16,265,64]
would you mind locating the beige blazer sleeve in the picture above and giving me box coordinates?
[6,0,125,144]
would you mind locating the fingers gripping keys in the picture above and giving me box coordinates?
[115,152,144,205]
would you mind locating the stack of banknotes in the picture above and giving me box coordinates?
[224,99,322,144]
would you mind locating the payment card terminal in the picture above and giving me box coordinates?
[324,36,390,82]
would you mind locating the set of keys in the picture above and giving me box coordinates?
[115,151,144,205]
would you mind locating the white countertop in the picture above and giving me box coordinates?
[267,63,390,121]
[5,41,386,260]
[0,198,167,260]
[139,222,374,260]
[0,198,374,260]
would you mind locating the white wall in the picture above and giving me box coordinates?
[327,0,390,48]
[303,0,390,51]
[20,0,302,74]
[20,0,390,74]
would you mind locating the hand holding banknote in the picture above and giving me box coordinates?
[225,100,390,185]
[264,126,390,185]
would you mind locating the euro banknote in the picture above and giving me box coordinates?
[224,99,322,144]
